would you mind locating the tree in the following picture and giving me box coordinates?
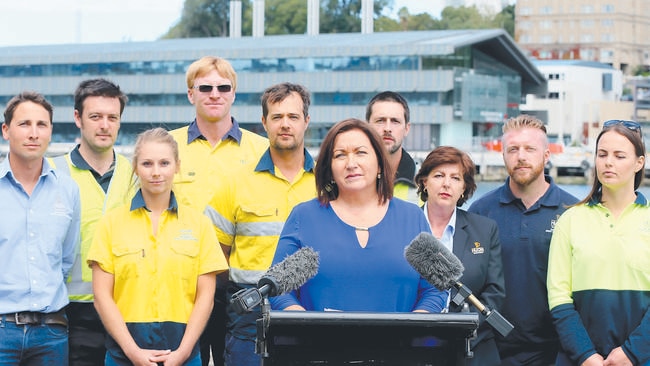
[161,0,513,38]
[161,0,235,38]
[439,5,492,30]
[319,0,392,33]
[493,5,515,38]
[265,0,308,35]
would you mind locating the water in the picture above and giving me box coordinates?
[463,180,650,209]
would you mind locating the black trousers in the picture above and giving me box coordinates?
[200,274,228,366]
[66,302,106,366]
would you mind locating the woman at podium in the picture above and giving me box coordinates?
[269,118,447,313]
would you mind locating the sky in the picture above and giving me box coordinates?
[0,0,445,47]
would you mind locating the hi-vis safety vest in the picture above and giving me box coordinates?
[50,153,134,302]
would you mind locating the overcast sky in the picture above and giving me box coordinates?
[0,0,444,47]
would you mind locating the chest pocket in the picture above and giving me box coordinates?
[170,240,201,280]
[240,204,277,219]
[112,245,145,280]
[238,204,280,237]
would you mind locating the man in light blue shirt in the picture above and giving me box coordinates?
[0,91,80,365]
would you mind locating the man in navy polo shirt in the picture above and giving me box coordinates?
[469,115,578,366]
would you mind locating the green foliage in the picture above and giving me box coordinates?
[439,5,491,30]
[161,0,515,38]
[494,5,515,37]
[265,0,308,34]
[161,0,233,38]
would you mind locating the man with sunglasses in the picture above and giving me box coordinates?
[170,56,267,366]
[469,115,578,366]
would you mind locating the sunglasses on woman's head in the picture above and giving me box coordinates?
[603,120,641,132]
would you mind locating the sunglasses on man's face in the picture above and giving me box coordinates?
[193,84,232,93]
[603,119,641,131]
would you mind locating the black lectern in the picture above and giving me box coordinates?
[257,310,479,366]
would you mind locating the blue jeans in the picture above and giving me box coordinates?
[225,282,262,366]
[0,316,68,366]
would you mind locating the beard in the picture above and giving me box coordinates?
[507,162,545,186]
[271,137,300,152]
[385,138,402,155]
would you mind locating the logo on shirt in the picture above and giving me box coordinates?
[471,241,484,254]
[175,229,198,241]
[51,199,70,217]
[544,215,560,233]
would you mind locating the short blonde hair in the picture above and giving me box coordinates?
[502,114,547,134]
[185,56,237,90]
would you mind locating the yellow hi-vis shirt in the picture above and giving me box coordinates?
[51,152,134,302]
[170,120,268,212]
[204,149,316,284]
[87,192,228,323]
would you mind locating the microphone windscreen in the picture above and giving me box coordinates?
[404,232,464,290]
[260,246,320,296]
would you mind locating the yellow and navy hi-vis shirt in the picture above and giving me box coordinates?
[87,190,228,324]
[548,193,650,365]
[205,148,316,285]
[170,119,268,212]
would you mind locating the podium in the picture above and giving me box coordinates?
[257,310,479,366]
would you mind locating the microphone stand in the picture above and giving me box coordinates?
[451,281,514,338]
[256,296,272,358]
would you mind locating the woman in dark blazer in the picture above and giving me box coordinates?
[415,146,505,366]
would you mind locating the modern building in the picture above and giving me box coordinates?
[521,60,626,145]
[0,29,545,153]
[514,0,650,74]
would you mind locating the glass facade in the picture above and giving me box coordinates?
[0,36,529,150]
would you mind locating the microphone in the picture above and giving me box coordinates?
[404,232,514,337]
[231,246,320,314]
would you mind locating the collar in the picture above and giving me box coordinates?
[500,175,560,207]
[130,189,179,212]
[254,148,315,175]
[587,191,648,206]
[186,117,243,144]
[69,145,116,172]
[1,155,57,180]
[395,148,416,187]
[422,202,457,252]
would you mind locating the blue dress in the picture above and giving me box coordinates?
[269,198,447,313]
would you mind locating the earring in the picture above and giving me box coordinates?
[377,173,382,179]
[324,180,335,192]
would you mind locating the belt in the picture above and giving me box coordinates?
[1,309,68,327]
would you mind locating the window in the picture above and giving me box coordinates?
[602,4,614,12]
[540,20,553,29]
[601,19,613,27]
[581,20,595,28]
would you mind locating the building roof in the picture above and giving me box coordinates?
[0,29,545,94]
